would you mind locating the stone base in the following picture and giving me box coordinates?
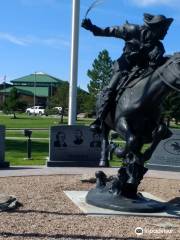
[47,160,100,167]
[65,191,180,217]
[0,161,9,168]
[147,163,180,172]
[86,188,166,213]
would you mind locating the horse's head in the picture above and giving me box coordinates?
[158,53,180,92]
[172,53,180,89]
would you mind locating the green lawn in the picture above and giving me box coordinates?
[0,114,66,128]
[0,113,93,129]
[6,130,49,138]
[5,139,48,165]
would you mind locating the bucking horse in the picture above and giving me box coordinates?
[86,53,180,211]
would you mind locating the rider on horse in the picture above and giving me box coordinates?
[82,13,173,133]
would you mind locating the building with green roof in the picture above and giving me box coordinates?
[0,72,66,106]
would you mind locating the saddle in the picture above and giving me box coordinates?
[115,67,154,102]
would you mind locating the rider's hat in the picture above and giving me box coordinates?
[143,13,173,29]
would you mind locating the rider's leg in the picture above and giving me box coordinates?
[99,124,110,167]
[90,71,122,132]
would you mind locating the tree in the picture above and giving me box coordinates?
[87,49,113,113]
[77,87,89,113]
[47,82,69,123]
[48,82,89,121]
[162,91,180,126]
[3,87,23,119]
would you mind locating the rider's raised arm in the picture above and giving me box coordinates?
[91,25,127,38]
[82,19,139,39]
[92,23,140,39]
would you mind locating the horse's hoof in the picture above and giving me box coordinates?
[95,171,107,187]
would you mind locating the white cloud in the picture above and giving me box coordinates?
[25,35,70,48]
[131,0,179,7]
[0,32,28,46]
[0,32,70,48]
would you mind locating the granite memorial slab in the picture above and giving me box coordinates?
[47,125,102,167]
[0,125,9,168]
[148,129,180,171]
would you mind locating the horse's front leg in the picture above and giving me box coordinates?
[112,117,147,197]
[114,117,143,164]
[142,122,172,163]
[99,124,110,167]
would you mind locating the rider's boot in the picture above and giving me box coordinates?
[90,87,114,133]
[90,71,126,133]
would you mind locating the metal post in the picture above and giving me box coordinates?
[27,138,32,159]
[24,129,32,159]
[68,0,80,125]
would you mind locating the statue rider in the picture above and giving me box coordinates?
[81,13,173,133]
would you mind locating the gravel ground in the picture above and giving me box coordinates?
[0,175,179,240]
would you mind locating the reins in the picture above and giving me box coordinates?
[157,59,180,93]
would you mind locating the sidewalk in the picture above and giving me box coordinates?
[0,166,179,179]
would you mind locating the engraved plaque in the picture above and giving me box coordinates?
[47,125,102,167]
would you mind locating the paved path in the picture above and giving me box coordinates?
[0,166,179,179]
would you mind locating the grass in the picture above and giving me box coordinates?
[6,130,49,138]
[0,114,65,128]
[0,113,93,129]
[5,139,48,166]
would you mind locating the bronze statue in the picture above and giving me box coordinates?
[82,14,180,212]
[82,13,173,133]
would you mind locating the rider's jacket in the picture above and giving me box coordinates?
[90,22,165,71]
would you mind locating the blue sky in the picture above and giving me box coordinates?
[0,0,180,91]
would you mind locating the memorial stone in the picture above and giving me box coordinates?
[47,125,102,167]
[0,125,9,168]
[148,129,180,171]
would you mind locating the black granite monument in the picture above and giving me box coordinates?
[148,128,180,171]
[0,125,9,168]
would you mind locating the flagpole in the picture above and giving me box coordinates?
[68,0,80,125]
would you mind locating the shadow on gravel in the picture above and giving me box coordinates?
[9,206,180,218]
[7,167,43,170]
[0,232,154,240]
[9,209,86,216]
